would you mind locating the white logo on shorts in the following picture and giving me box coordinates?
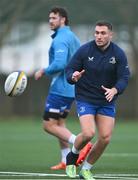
[80,106,85,113]
[49,108,60,113]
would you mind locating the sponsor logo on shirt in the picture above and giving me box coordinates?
[88,56,94,61]
[56,49,65,53]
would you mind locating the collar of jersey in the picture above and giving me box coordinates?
[51,26,70,39]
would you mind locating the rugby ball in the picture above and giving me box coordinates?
[4,71,27,97]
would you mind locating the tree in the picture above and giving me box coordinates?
[0,0,137,117]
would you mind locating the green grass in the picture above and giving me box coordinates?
[0,117,138,179]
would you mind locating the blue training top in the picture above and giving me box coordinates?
[66,40,130,105]
[44,26,80,98]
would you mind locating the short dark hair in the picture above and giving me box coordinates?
[95,21,113,31]
[49,7,69,25]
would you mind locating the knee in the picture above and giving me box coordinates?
[99,134,112,145]
[82,130,95,142]
[43,122,53,134]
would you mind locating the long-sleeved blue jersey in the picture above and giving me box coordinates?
[66,40,130,105]
[44,26,80,98]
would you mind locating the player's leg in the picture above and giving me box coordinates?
[43,118,74,141]
[73,101,96,150]
[66,101,96,178]
[86,114,115,164]
[55,115,92,166]
[43,94,77,169]
[43,94,76,142]
[51,114,93,170]
[72,114,95,150]
[44,96,93,171]
[66,114,95,178]
[79,105,115,179]
[50,117,70,170]
[58,117,70,162]
[44,116,73,170]
[76,142,93,166]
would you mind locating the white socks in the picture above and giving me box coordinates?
[61,134,76,163]
[82,161,93,170]
[72,145,80,154]
[68,134,76,144]
[61,148,70,163]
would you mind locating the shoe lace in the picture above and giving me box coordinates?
[71,165,76,174]
[67,165,76,176]
[83,169,93,178]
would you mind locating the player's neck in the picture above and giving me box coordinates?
[100,41,111,51]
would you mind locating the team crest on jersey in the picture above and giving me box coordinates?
[109,57,116,64]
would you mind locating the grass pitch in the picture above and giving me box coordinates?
[0,116,138,179]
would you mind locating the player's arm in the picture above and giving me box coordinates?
[34,41,68,80]
[34,68,45,80]
[101,85,118,102]
[72,70,85,82]
[114,51,130,94]
[101,51,130,102]
[66,47,84,84]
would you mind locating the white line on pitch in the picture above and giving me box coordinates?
[103,153,138,157]
[0,171,138,179]
[101,174,138,177]
[0,171,67,177]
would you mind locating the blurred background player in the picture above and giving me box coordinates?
[65,21,130,179]
[34,7,92,170]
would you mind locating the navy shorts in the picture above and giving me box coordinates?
[44,94,74,114]
[76,101,116,118]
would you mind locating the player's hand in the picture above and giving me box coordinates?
[34,69,45,80]
[101,85,118,102]
[72,69,85,82]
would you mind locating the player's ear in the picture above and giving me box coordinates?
[110,31,113,39]
[61,17,66,25]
